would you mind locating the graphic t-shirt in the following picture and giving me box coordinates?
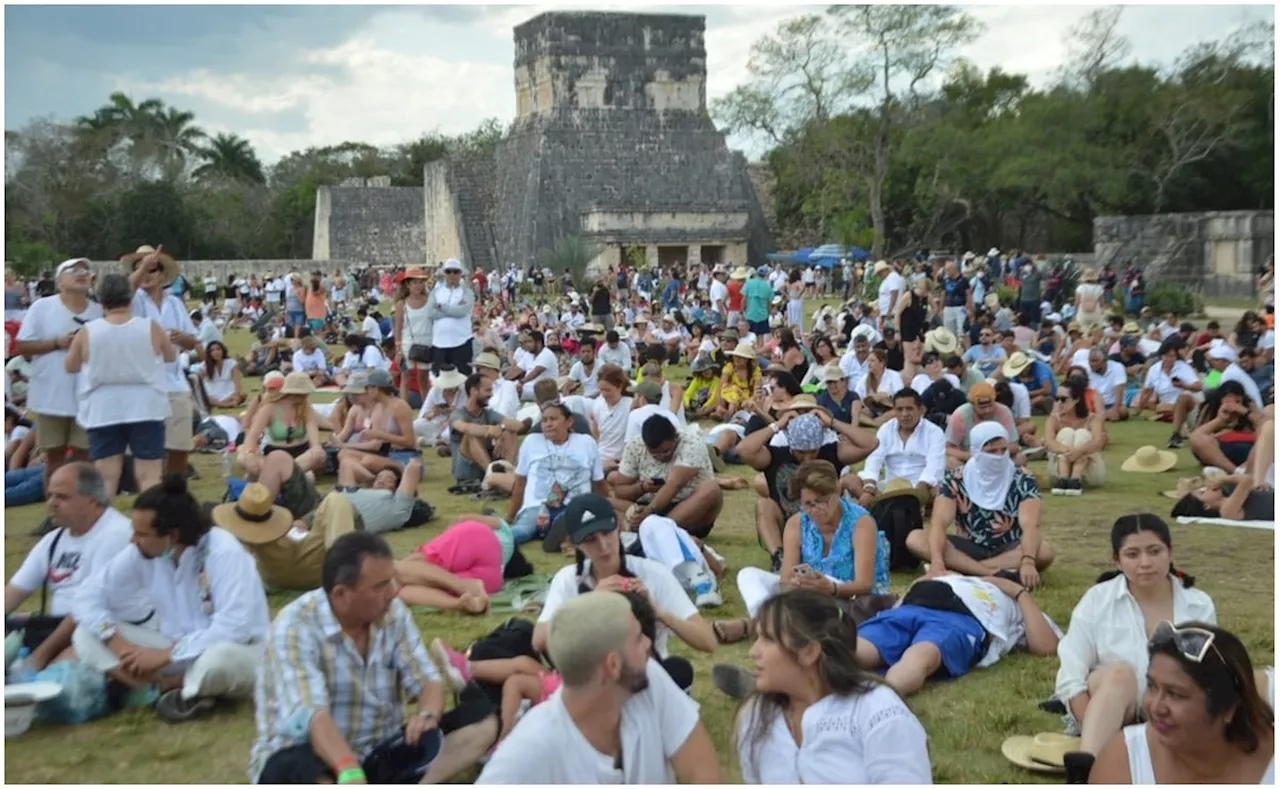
[8,509,133,616]
[514,433,604,512]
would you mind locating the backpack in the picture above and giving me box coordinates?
[869,497,924,571]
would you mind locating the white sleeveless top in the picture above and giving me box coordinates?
[201,358,238,401]
[1124,666,1275,784]
[78,318,169,428]
[401,299,432,347]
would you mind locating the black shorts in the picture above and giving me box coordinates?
[255,700,494,784]
[947,535,1017,562]
[431,342,473,377]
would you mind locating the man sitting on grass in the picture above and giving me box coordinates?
[250,532,498,784]
[449,373,524,490]
[610,415,723,540]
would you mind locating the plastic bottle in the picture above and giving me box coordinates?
[221,443,236,479]
[9,647,36,683]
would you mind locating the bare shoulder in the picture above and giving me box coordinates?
[1089,728,1133,784]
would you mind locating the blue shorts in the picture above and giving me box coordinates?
[858,606,986,679]
[87,420,166,461]
[748,319,770,336]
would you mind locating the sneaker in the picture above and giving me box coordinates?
[429,638,471,694]
[155,689,216,723]
[1168,433,1184,449]
[673,561,722,608]
[1050,478,1067,495]
[1023,446,1048,462]
[711,664,756,701]
[1065,478,1083,496]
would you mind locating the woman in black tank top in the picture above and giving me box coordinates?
[897,280,929,343]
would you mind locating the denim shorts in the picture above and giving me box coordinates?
[859,606,987,679]
[87,420,166,461]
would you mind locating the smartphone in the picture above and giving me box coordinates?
[792,564,815,578]
[650,477,665,486]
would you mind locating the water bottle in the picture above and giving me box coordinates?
[222,443,236,479]
[9,647,36,684]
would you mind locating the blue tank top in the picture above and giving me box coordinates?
[799,498,890,594]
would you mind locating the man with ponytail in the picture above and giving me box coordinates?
[70,474,269,723]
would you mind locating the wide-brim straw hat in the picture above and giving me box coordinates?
[730,266,751,280]
[924,327,959,355]
[729,341,759,360]
[434,370,467,389]
[212,482,294,545]
[473,352,502,371]
[1121,445,1179,474]
[873,477,929,506]
[874,260,892,274]
[279,371,316,397]
[1002,351,1034,378]
[119,245,179,285]
[779,394,830,417]
[1001,732,1081,773]
[1162,476,1207,499]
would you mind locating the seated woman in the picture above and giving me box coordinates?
[198,340,245,409]
[1065,364,1105,414]
[1052,514,1217,782]
[714,460,890,644]
[1090,622,1274,784]
[1252,418,1274,490]
[734,588,932,785]
[290,332,333,387]
[905,421,1054,581]
[1189,380,1263,475]
[1171,473,1275,522]
[801,335,840,390]
[714,342,761,420]
[239,371,326,475]
[502,401,606,546]
[855,349,904,428]
[682,355,723,420]
[395,515,516,615]
[1045,377,1108,496]
[332,368,418,477]
[332,332,386,387]
[414,367,466,454]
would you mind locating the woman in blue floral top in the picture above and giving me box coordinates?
[910,421,1055,588]
[712,459,890,643]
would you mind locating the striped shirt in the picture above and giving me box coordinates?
[248,590,440,783]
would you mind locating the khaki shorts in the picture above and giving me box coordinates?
[164,392,195,452]
[34,413,89,451]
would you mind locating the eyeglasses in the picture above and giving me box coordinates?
[799,496,832,512]
[1149,621,1225,665]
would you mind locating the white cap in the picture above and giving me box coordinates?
[1207,344,1237,362]
[55,258,91,277]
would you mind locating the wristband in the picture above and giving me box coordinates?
[337,768,366,785]
[1014,589,1027,602]
[334,756,359,772]
[1021,555,1036,564]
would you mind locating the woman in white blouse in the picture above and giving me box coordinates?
[735,588,932,785]
[1052,513,1216,781]
[198,340,244,409]
[854,349,904,428]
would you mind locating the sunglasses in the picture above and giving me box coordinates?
[973,399,993,406]
[1055,396,1070,403]
[132,262,164,274]
[1149,621,1225,665]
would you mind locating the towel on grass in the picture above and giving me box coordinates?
[408,573,554,614]
[1175,516,1275,531]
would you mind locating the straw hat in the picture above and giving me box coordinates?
[873,260,892,275]
[822,366,848,383]
[1121,445,1178,474]
[473,352,502,371]
[402,266,430,280]
[729,266,751,281]
[1122,321,1142,335]
[341,373,369,394]
[1001,732,1082,773]
[1162,476,1207,499]
[779,394,830,417]
[1002,351,1034,378]
[434,369,466,390]
[924,327,959,356]
[212,483,295,545]
[729,341,758,360]
[1082,269,1098,282]
[119,245,179,285]
[279,371,316,397]
[872,477,929,506]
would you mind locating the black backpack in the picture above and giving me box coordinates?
[869,497,924,571]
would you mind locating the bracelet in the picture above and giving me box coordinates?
[1021,555,1036,564]
[1014,589,1027,602]
[830,579,839,597]
[334,756,359,772]
[337,768,366,785]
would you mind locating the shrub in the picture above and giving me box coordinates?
[1144,283,1201,316]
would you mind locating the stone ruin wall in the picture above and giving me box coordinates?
[314,177,426,267]
[85,259,359,282]
[1093,210,1273,299]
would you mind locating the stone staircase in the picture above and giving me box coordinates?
[446,155,499,272]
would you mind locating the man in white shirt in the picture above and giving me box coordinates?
[563,341,600,398]
[14,257,103,488]
[4,463,133,673]
[511,330,559,401]
[126,245,201,475]
[358,307,383,342]
[472,352,520,421]
[624,380,682,445]
[192,309,223,348]
[875,260,904,329]
[854,389,946,505]
[708,267,729,321]
[1086,347,1130,421]
[1207,344,1264,409]
[839,333,873,393]
[1135,340,1202,448]
[598,330,633,373]
[71,475,269,723]
[479,591,720,785]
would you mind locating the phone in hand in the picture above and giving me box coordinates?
[650,477,665,486]
[792,564,815,578]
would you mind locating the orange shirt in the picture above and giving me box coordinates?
[304,289,327,320]
[727,281,744,311]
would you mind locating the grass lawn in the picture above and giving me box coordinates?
[4,300,1273,784]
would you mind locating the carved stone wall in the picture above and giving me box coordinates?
[314,184,425,266]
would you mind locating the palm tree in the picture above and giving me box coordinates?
[194,133,266,184]
[151,107,207,181]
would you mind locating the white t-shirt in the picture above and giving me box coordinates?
[737,685,932,785]
[1220,363,1264,409]
[341,346,386,373]
[934,575,1062,668]
[539,556,698,658]
[709,280,728,313]
[526,347,559,386]
[1088,360,1129,407]
[1143,360,1198,405]
[591,396,634,461]
[16,295,104,417]
[877,272,905,317]
[478,658,699,785]
[292,347,328,372]
[490,378,520,420]
[361,315,383,342]
[854,368,904,400]
[1007,379,1032,420]
[625,404,682,446]
[8,509,133,616]
[910,372,961,396]
[568,360,600,398]
[514,433,604,512]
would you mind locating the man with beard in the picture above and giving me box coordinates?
[478,591,720,784]
[449,374,525,486]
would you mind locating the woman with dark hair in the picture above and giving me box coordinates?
[69,474,269,722]
[1044,377,1107,495]
[734,588,931,784]
[1051,514,1217,782]
[1171,473,1274,522]
[774,327,807,382]
[802,334,839,389]
[197,340,244,409]
[1089,621,1274,783]
[505,401,606,545]
[334,368,417,478]
[333,332,387,388]
[716,342,761,418]
[1189,380,1264,476]
[1232,311,1263,351]
[854,349,903,427]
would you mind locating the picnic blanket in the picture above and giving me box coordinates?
[1176,516,1275,531]
[408,573,554,614]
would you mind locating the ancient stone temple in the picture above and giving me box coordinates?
[314,11,775,272]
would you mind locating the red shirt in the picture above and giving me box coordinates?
[727,281,744,311]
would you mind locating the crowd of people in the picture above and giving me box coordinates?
[2,245,1275,784]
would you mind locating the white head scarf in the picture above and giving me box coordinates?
[962,421,1016,511]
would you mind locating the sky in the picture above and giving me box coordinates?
[4,3,1274,164]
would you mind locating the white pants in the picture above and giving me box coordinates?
[943,306,967,336]
[638,516,711,575]
[72,623,260,702]
[738,566,839,618]
[413,417,447,444]
[1048,427,1107,487]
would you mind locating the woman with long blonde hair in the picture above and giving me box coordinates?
[239,371,326,475]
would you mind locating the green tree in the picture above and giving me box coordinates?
[194,133,266,184]
[540,236,600,284]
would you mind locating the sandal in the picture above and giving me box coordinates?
[713,618,751,645]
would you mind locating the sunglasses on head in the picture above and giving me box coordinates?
[1149,621,1225,666]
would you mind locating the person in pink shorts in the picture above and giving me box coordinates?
[395,515,515,615]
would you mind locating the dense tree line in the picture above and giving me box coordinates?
[713,6,1275,256]
[4,91,503,274]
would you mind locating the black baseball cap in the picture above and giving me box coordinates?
[562,493,618,544]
